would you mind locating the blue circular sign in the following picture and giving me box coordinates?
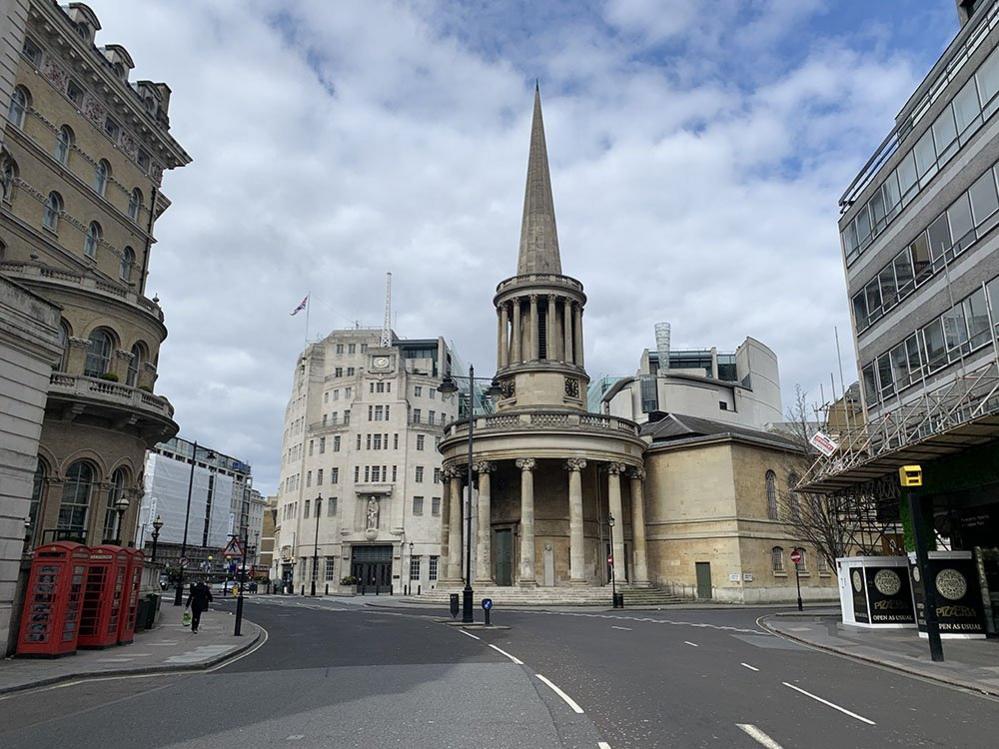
[481,597,493,610]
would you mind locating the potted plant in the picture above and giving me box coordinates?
[339,574,360,596]
[99,372,120,382]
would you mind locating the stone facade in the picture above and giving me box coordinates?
[0,1,190,552]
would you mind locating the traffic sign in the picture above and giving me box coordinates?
[790,549,802,565]
[607,555,614,565]
[481,598,493,610]
[223,536,245,559]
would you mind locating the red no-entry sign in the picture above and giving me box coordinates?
[790,549,802,565]
[607,555,614,565]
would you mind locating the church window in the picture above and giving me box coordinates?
[765,470,778,520]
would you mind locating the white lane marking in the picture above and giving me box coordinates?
[457,629,480,640]
[611,625,632,631]
[782,682,876,725]
[488,643,524,665]
[683,641,699,647]
[737,723,784,749]
[536,673,585,714]
[740,662,760,672]
[598,743,612,749]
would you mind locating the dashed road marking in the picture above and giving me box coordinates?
[457,629,481,640]
[737,723,784,748]
[782,682,876,725]
[683,641,699,647]
[536,673,585,714]
[488,643,524,664]
[741,662,760,672]
[598,742,612,749]
[611,626,632,631]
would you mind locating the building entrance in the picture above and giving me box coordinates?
[494,529,513,586]
[351,545,393,594]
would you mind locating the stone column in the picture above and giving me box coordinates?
[566,458,587,584]
[563,300,573,364]
[474,461,494,584]
[516,458,536,586]
[607,463,626,583]
[573,304,584,368]
[446,469,463,581]
[546,294,557,361]
[628,468,649,584]
[512,299,522,364]
[499,303,509,369]
[529,295,539,361]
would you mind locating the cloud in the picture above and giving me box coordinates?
[84,0,949,492]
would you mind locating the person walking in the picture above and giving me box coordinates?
[185,580,214,633]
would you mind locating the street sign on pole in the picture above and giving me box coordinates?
[790,549,802,565]
[789,549,803,611]
[223,536,245,559]
[179,556,188,568]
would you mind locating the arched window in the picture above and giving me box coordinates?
[59,461,94,537]
[1,156,17,202]
[119,246,135,282]
[126,341,145,386]
[84,328,114,377]
[765,470,778,520]
[54,125,74,165]
[93,159,111,195]
[8,86,29,128]
[43,191,62,231]
[793,547,807,572]
[127,188,142,220]
[83,221,102,258]
[103,467,127,541]
[771,546,785,573]
[58,320,71,370]
[28,459,47,544]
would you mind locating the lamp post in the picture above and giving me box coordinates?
[113,495,130,546]
[174,442,216,606]
[408,541,414,595]
[609,514,618,608]
[438,364,502,624]
[311,493,322,597]
[150,515,163,562]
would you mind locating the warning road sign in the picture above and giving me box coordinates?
[223,536,245,559]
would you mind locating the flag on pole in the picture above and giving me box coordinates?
[290,295,309,316]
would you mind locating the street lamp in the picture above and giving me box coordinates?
[113,495,130,546]
[174,443,216,606]
[438,363,502,624]
[408,541,414,595]
[311,493,322,597]
[608,514,618,608]
[150,515,163,562]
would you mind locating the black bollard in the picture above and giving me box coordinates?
[325,584,329,596]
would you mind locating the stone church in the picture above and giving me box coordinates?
[435,88,837,604]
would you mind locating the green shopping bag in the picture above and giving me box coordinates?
[182,610,192,627]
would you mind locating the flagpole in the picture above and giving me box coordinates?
[305,290,310,346]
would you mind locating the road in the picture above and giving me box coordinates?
[1,596,997,748]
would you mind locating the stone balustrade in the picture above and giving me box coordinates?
[442,410,640,438]
[495,273,584,294]
[48,372,174,418]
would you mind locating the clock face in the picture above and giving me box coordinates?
[373,357,389,368]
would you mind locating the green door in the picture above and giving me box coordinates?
[494,529,513,586]
[695,562,712,599]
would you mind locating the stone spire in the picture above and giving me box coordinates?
[517,84,562,276]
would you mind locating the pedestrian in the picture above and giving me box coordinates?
[185,580,213,633]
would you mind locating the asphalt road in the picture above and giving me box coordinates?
[2,597,997,748]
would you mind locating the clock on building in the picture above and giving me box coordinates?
[373,356,390,369]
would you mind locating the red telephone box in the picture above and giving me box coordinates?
[78,545,129,649]
[16,542,90,657]
[117,548,145,644]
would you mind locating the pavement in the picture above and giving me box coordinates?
[762,609,999,697]
[0,599,262,695]
[3,595,998,748]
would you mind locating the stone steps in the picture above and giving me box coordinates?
[410,584,691,607]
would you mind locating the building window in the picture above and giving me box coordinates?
[317,469,324,486]
[54,125,74,165]
[354,466,359,482]
[413,496,424,515]
[433,467,441,484]
[27,461,46,540]
[103,467,127,541]
[304,499,310,518]
[415,466,424,483]
[765,470,778,520]
[347,367,355,376]
[84,329,114,377]
[128,188,142,221]
[429,556,438,581]
[8,86,29,129]
[348,343,356,354]
[417,435,425,451]
[413,408,421,424]
[126,342,145,386]
[793,547,808,572]
[327,496,337,516]
[43,191,62,231]
[319,437,326,454]
[335,367,343,377]
[325,558,335,581]
[428,388,435,400]
[331,467,339,484]
[333,436,341,452]
[431,497,441,516]
[344,409,350,425]
[306,471,312,488]
[137,149,150,173]
[415,386,422,397]
[21,36,42,65]
[409,555,421,581]
[428,411,436,425]
[771,546,785,574]
[59,461,94,536]
[93,159,111,196]
[393,434,399,450]
[84,222,102,258]
[104,116,120,141]
[818,555,830,575]
[119,246,135,282]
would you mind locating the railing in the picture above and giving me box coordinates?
[495,273,585,294]
[801,356,999,490]
[442,410,641,438]
[0,262,164,322]
[48,372,175,419]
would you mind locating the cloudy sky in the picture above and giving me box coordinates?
[88,0,956,493]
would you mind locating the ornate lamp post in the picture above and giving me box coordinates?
[150,515,163,562]
[113,495,130,546]
[408,541,415,594]
[438,364,502,623]
[311,493,322,597]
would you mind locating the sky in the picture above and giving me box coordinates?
[85,0,958,493]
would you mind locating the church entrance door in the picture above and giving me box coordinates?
[494,529,513,586]
[351,545,393,594]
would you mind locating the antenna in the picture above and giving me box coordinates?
[380,272,392,347]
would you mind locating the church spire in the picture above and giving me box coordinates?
[517,84,562,276]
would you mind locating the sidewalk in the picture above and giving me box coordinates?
[360,595,838,612]
[762,612,999,697]
[0,602,261,695]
